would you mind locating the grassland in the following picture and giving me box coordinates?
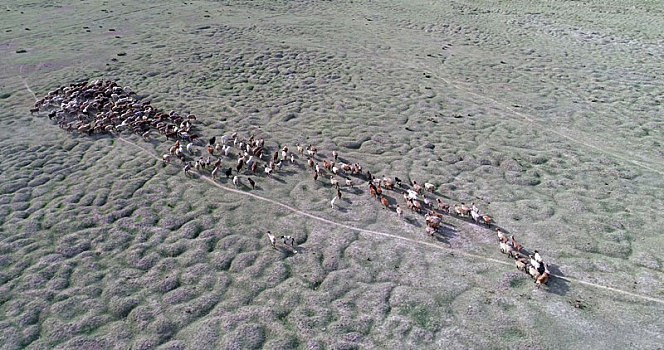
[1,0,663,348]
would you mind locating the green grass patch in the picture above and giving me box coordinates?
[399,302,441,331]
[502,327,526,341]
[510,276,529,289]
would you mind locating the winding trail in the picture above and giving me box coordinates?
[120,137,512,266]
[116,136,664,306]
[21,77,37,101]
[21,78,664,306]
[425,71,664,176]
[18,67,37,102]
[358,25,664,176]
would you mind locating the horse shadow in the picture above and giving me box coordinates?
[431,234,450,244]
[545,263,570,296]
[404,216,421,227]
[278,246,299,257]
[383,194,397,205]
[335,206,349,213]
[269,176,287,184]
[432,191,452,200]
[337,156,351,164]
[276,169,298,177]
[345,187,364,196]
[438,223,458,239]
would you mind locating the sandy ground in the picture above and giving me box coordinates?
[1,0,663,348]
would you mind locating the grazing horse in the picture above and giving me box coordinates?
[514,255,528,272]
[382,176,395,190]
[527,265,539,279]
[536,264,550,287]
[529,254,540,270]
[267,231,276,248]
[422,195,431,208]
[470,209,481,223]
[510,235,522,252]
[454,204,470,217]
[369,186,377,199]
[425,212,441,231]
[281,235,296,253]
[236,159,244,173]
[480,215,493,227]
[380,195,390,209]
[411,199,423,213]
[436,198,450,213]
[500,242,517,258]
[496,228,507,243]
[412,181,423,195]
[534,250,543,264]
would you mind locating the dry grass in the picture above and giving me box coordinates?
[0,0,663,348]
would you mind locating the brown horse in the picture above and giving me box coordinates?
[380,195,390,209]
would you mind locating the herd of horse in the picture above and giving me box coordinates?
[35,80,550,288]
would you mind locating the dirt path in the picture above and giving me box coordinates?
[115,136,664,306]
